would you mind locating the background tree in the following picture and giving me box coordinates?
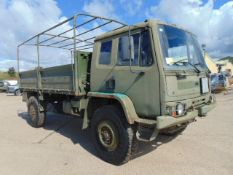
[8,67,16,77]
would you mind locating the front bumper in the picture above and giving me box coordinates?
[197,102,216,116]
[157,110,198,130]
[8,89,15,93]
[157,102,216,130]
[135,101,216,142]
[7,86,19,93]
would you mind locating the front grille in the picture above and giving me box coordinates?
[9,87,15,91]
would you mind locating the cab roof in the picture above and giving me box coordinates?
[95,19,195,41]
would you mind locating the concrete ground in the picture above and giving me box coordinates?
[0,92,232,175]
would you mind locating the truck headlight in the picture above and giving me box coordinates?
[176,103,185,115]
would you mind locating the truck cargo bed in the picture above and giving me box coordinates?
[19,51,91,96]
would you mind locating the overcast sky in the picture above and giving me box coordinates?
[0,0,233,71]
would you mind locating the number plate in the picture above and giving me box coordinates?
[200,77,209,94]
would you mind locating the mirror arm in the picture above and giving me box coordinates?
[128,26,145,75]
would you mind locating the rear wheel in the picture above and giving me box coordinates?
[91,105,135,165]
[27,96,46,128]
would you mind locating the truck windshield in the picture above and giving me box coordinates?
[158,25,207,70]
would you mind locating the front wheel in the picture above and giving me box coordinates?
[91,105,135,165]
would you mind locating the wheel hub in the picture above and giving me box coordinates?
[97,121,118,151]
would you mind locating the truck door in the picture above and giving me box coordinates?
[91,29,161,118]
[90,38,116,91]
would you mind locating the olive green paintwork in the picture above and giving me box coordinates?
[19,51,90,95]
[20,19,216,132]
[198,102,216,116]
[87,92,140,124]
[81,92,158,129]
[157,110,198,130]
[90,19,215,121]
[90,22,161,118]
[157,102,216,129]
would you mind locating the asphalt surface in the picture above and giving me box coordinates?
[0,91,233,175]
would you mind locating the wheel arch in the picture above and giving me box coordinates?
[87,92,139,125]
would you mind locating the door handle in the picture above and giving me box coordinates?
[176,73,187,80]
[105,78,115,90]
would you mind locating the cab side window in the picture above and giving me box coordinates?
[117,30,153,67]
[99,40,112,65]
[140,30,153,66]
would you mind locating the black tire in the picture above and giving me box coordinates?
[14,89,21,96]
[27,96,46,128]
[54,102,64,114]
[91,105,134,165]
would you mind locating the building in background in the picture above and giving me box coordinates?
[216,60,233,73]
[204,53,218,73]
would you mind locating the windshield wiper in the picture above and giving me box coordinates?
[173,60,200,73]
[187,62,201,73]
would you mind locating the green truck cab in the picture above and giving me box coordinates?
[18,14,215,165]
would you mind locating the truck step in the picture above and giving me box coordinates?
[136,124,159,142]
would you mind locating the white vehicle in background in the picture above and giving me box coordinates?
[5,80,17,86]
[5,80,21,96]
[0,80,9,92]
[0,80,20,95]
[7,84,21,96]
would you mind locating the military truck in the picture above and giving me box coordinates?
[18,14,216,164]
